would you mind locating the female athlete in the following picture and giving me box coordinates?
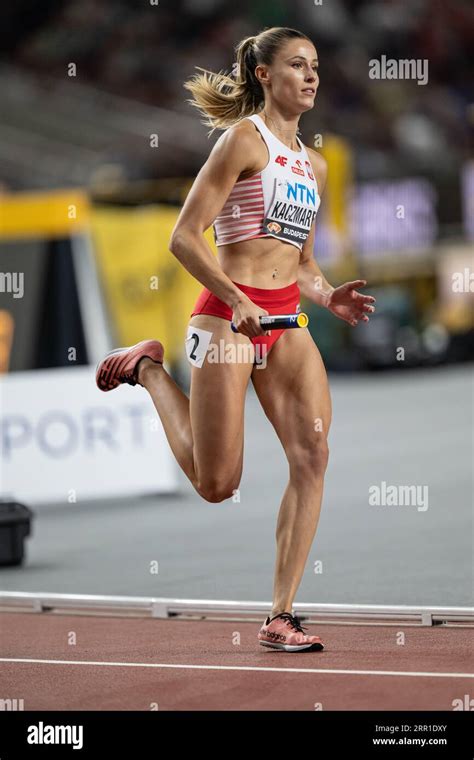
[96,26,376,652]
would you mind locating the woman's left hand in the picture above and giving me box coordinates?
[326,279,376,326]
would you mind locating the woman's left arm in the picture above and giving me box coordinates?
[297,148,377,327]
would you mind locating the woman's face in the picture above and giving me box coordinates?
[257,38,319,113]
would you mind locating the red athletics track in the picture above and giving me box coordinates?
[0,612,472,710]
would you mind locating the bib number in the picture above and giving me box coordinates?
[185,325,213,368]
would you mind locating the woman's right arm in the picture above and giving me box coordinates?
[169,124,269,337]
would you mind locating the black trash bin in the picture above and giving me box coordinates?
[0,501,34,566]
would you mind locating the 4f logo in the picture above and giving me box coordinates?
[275,155,288,167]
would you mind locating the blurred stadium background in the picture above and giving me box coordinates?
[0,0,472,607]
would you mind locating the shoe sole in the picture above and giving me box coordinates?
[259,640,324,652]
[96,341,164,391]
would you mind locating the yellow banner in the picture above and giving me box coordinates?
[90,205,213,365]
[0,189,217,366]
[0,189,90,239]
[319,133,353,236]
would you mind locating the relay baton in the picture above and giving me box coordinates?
[230,312,309,333]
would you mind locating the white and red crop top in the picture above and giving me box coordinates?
[212,112,321,251]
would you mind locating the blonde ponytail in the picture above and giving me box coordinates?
[183,27,312,135]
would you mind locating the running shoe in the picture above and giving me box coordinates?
[96,339,164,392]
[258,612,324,652]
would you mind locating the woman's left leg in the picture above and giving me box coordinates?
[250,326,332,618]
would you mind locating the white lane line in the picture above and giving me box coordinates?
[0,658,472,678]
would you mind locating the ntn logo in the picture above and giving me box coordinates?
[286,182,317,206]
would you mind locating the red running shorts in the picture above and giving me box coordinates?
[190,280,302,359]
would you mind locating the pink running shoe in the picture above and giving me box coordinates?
[258,612,324,652]
[96,339,164,392]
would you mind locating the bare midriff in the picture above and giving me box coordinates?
[217,236,301,289]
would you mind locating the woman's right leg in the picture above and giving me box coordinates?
[137,314,254,502]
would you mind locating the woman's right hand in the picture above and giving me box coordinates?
[232,297,270,338]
